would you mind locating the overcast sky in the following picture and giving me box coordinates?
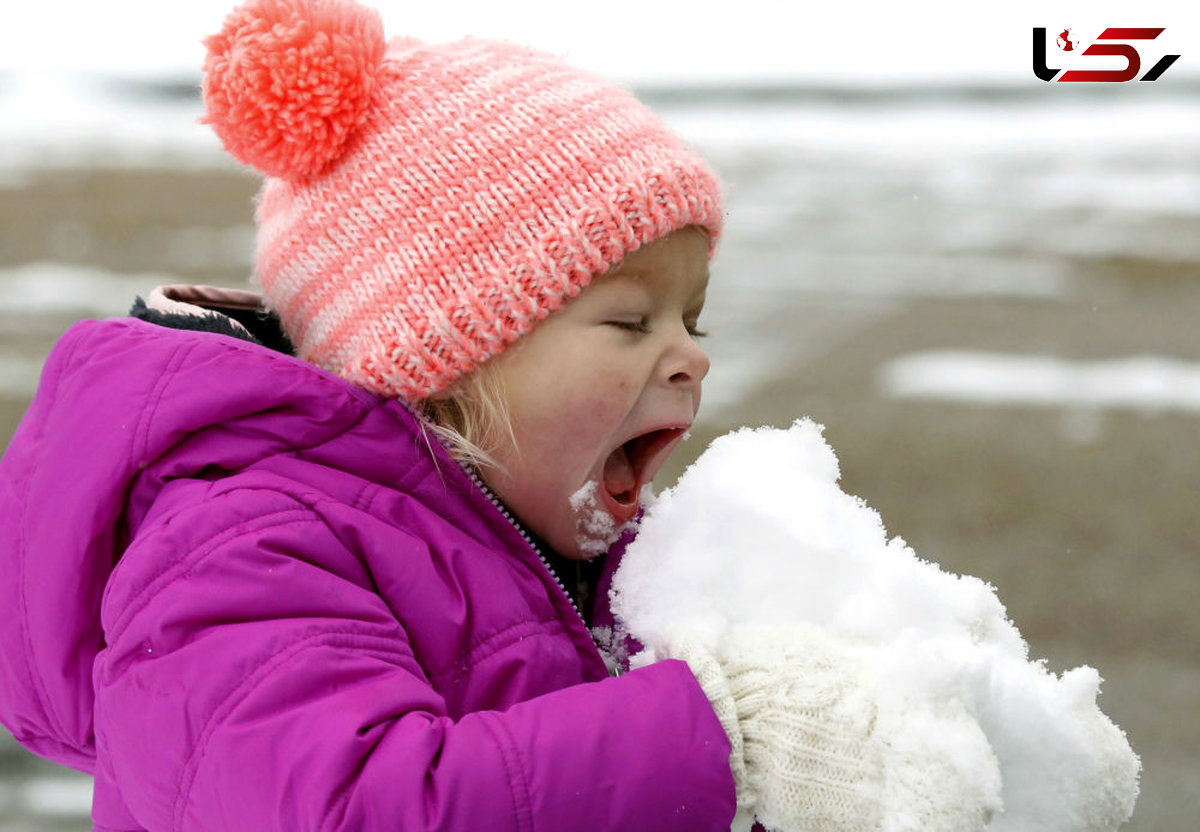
[2,0,1197,85]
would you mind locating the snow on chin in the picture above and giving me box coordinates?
[568,481,656,557]
[611,419,1140,831]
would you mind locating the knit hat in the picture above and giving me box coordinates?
[202,0,724,401]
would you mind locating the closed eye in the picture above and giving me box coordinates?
[608,319,709,338]
[607,319,650,335]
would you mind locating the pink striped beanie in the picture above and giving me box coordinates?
[201,0,723,401]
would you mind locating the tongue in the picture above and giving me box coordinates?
[603,445,637,504]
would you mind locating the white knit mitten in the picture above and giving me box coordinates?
[670,627,885,832]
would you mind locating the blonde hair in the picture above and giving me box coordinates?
[417,362,516,475]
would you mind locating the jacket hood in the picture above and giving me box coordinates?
[0,311,402,772]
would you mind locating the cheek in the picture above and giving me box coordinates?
[569,368,638,423]
[534,389,626,451]
[512,374,634,460]
[499,332,644,453]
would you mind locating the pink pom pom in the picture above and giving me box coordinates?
[202,0,386,180]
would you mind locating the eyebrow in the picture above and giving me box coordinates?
[609,266,711,292]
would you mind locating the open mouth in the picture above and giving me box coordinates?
[600,427,688,523]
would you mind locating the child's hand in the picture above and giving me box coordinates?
[668,625,995,832]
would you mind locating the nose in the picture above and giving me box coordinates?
[664,329,710,390]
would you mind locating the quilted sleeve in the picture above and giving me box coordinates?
[93,489,734,831]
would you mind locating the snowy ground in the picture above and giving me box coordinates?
[2,79,1199,829]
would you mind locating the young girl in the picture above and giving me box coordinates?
[0,1,987,830]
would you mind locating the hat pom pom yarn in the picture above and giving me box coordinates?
[202,0,386,180]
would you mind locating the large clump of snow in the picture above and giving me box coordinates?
[611,419,1140,832]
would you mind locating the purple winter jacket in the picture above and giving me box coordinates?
[0,316,735,830]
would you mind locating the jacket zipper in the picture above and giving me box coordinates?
[454,460,590,632]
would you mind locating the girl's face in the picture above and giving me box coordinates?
[483,228,711,560]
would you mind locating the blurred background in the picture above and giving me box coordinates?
[2,0,1197,829]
